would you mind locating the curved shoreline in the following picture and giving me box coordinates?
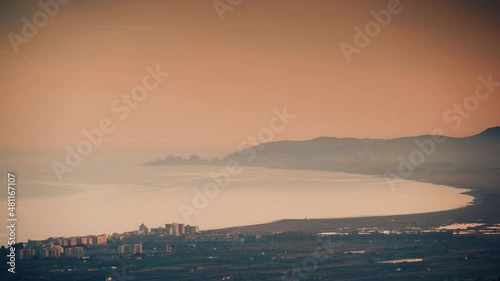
[214,173,499,233]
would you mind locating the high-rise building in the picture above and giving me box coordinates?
[139,223,149,235]
[133,244,142,254]
[86,234,107,245]
[65,247,84,258]
[44,245,63,258]
[118,245,132,255]
[81,237,88,245]
[19,248,36,259]
[118,244,142,255]
[185,225,200,234]
[171,223,179,236]
[97,235,108,245]
[178,224,185,235]
[165,224,173,235]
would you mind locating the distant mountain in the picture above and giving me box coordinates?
[471,126,500,140]
[224,127,500,178]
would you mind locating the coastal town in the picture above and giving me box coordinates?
[15,222,200,260]
[3,220,500,281]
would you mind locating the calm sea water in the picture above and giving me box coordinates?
[0,152,473,242]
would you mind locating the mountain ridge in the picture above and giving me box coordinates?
[145,127,500,178]
[281,126,500,143]
[224,126,500,177]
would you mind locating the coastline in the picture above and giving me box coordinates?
[214,172,499,234]
[9,166,496,242]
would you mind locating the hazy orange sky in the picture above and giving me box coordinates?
[1,0,499,153]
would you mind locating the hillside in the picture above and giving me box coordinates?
[224,127,500,178]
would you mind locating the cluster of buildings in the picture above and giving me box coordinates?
[58,234,108,246]
[16,224,201,260]
[18,234,108,259]
[19,245,84,259]
[19,248,35,259]
[117,244,143,255]
[138,223,199,236]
